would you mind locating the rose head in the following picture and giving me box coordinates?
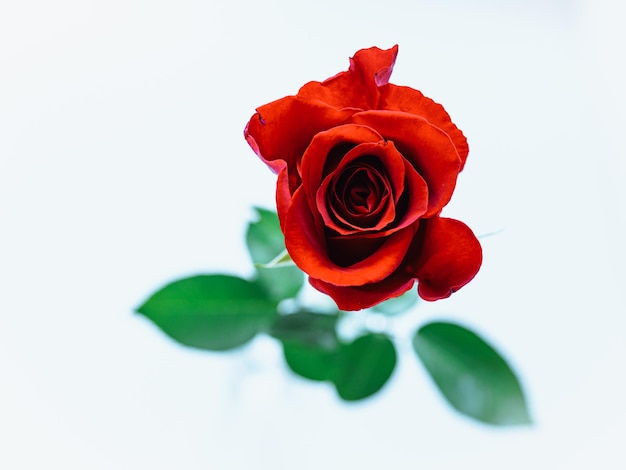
[245,45,482,311]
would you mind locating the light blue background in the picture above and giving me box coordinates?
[1,1,625,468]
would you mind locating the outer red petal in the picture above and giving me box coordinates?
[297,45,399,111]
[275,166,291,231]
[349,44,398,88]
[380,84,469,170]
[284,187,416,286]
[411,217,482,300]
[309,273,414,311]
[244,96,355,189]
[350,110,461,216]
[297,73,371,111]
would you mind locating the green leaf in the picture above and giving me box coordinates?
[276,317,396,399]
[255,265,304,302]
[283,342,337,382]
[246,207,304,301]
[274,311,339,382]
[331,333,397,401]
[413,321,531,425]
[371,288,419,315]
[246,207,285,265]
[136,275,278,351]
[271,311,339,347]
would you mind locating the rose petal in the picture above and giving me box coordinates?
[297,45,399,111]
[350,44,399,88]
[275,166,291,231]
[309,274,415,311]
[380,84,469,170]
[351,110,461,216]
[396,159,430,230]
[298,73,371,112]
[244,96,355,191]
[284,187,417,286]
[409,217,482,300]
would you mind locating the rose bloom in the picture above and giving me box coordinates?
[245,45,482,311]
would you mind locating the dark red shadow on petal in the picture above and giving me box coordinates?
[325,235,386,267]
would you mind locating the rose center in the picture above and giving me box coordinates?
[343,168,382,214]
[327,157,391,230]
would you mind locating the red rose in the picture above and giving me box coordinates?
[244,45,482,311]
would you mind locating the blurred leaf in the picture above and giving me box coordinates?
[331,333,397,401]
[413,321,531,425]
[275,311,339,382]
[371,288,419,315]
[255,265,304,302]
[246,207,304,301]
[283,342,338,382]
[275,314,396,399]
[245,207,284,264]
[271,311,339,347]
[137,275,278,351]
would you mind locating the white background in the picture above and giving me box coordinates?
[1,1,625,469]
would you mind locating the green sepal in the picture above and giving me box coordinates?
[255,249,294,269]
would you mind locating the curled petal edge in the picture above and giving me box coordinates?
[284,187,417,286]
[411,217,482,301]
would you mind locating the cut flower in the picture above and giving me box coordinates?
[245,45,481,310]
